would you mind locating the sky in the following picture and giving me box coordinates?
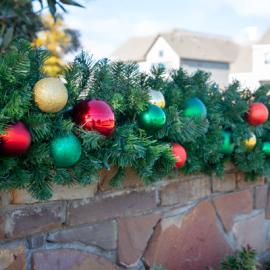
[62,0,270,58]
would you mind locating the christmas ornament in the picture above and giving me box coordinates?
[183,97,207,118]
[220,131,234,154]
[244,133,256,150]
[72,99,115,136]
[50,133,82,168]
[263,142,270,156]
[148,89,165,108]
[139,104,166,130]
[172,143,187,168]
[0,122,31,156]
[246,102,269,126]
[33,78,68,113]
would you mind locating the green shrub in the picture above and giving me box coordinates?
[221,246,258,270]
[150,267,166,270]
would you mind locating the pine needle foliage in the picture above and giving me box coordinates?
[221,246,258,270]
[1,40,270,200]
[150,267,166,270]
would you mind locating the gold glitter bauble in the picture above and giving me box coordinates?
[149,89,166,108]
[244,133,257,150]
[33,78,68,113]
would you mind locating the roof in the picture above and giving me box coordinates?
[110,35,157,62]
[111,29,239,63]
[230,45,253,73]
[259,28,270,44]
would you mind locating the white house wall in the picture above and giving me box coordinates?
[252,44,270,82]
[229,72,260,90]
[230,44,270,90]
[138,36,180,73]
[181,58,230,87]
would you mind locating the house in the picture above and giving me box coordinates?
[230,28,270,89]
[111,29,239,87]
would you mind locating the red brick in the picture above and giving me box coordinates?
[213,190,253,231]
[237,173,264,190]
[67,191,156,226]
[144,201,232,270]
[254,185,268,209]
[0,245,26,270]
[118,214,160,267]
[212,174,236,193]
[6,202,66,238]
[32,249,120,270]
[48,220,117,250]
[160,176,211,206]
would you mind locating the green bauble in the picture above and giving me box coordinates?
[139,104,166,130]
[50,133,82,168]
[220,131,234,154]
[183,97,207,118]
[263,142,270,156]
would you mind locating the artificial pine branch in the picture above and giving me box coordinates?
[1,40,270,200]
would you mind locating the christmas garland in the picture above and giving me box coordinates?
[1,40,270,200]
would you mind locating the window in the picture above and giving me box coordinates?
[260,80,270,85]
[159,50,164,57]
[265,53,270,64]
[157,63,165,69]
[151,63,166,70]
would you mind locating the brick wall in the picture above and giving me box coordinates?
[0,165,269,270]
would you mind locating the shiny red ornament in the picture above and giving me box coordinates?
[246,102,269,126]
[0,122,31,156]
[72,99,115,136]
[172,143,187,168]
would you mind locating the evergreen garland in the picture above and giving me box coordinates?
[1,40,270,200]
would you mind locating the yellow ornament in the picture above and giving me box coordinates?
[244,133,256,150]
[149,89,165,108]
[33,78,68,113]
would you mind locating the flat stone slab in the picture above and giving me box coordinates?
[212,173,236,193]
[32,249,120,270]
[254,185,268,209]
[160,176,211,206]
[232,211,268,253]
[0,245,26,270]
[48,220,117,250]
[144,200,232,270]
[11,183,97,204]
[213,190,253,231]
[67,191,156,226]
[118,214,160,267]
[5,202,66,238]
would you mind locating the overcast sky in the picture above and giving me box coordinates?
[63,0,270,58]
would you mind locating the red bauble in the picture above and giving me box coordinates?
[172,143,187,168]
[246,102,269,126]
[0,122,31,156]
[72,99,115,136]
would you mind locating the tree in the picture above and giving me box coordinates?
[0,0,82,53]
[33,14,80,76]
